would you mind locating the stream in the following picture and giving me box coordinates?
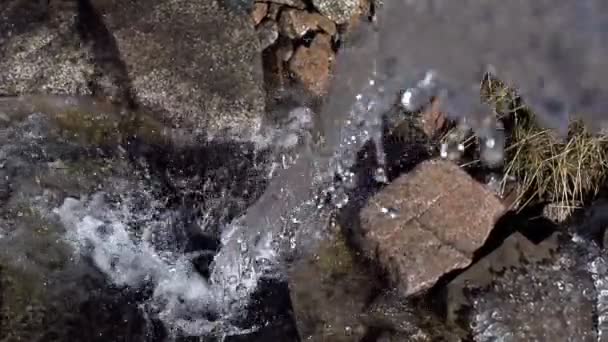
[2,1,608,341]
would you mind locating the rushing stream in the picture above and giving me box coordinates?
[2,1,608,341]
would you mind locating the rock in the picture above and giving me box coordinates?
[1,0,267,142]
[312,0,362,24]
[341,0,371,34]
[358,159,506,297]
[279,8,337,39]
[288,33,334,96]
[445,232,557,326]
[257,19,279,50]
[91,0,266,141]
[420,97,447,138]
[362,290,466,341]
[258,0,306,10]
[453,232,597,341]
[252,2,269,25]
[220,0,254,12]
[0,3,95,96]
[276,38,294,62]
[543,202,572,223]
[266,3,282,20]
[288,231,378,342]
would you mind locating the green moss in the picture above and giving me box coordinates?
[53,109,125,146]
[52,107,176,148]
[0,261,49,337]
[314,232,356,277]
[0,201,74,339]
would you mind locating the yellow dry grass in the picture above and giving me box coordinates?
[443,74,608,219]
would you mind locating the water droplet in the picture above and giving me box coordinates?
[228,275,238,285]
[486,138,495,148]
[380,206,400,218]
[236,284,248,298]
[490,310,503,321]
[374,167,388,183]
[255,257,271,272]
[344,326,352,335]
[242,268,252,280]
[270,239,280,250]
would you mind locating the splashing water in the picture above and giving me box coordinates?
[375,0,608,166]
[207,15,396,322]
[5,1,608,339]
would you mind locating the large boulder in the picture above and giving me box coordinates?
[359,159,507,297]
[0,0,266,142]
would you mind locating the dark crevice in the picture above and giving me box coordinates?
[75,0,136,108]
[0,0,50,48]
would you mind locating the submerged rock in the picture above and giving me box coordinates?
[359,159,506,297]
[288,230,379,341]
[458,232,597,341]
[362,290,466,341]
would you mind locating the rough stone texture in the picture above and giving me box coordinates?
[266,3,282,20]
[0,2,95,96]
[362,290,466,341]
[0,0,267,142]
[288,33,334,96]
[258,0,306,10]
[451,232,597,341]
[288,233,378,342]
[251,2,269,25]
[359,159,506,297]
[312,0,362,24]
[256,19,279,50]
[279,8,337,39]
[92,0,266,141]
[276,38,294,62]
[446,232,557,326]
[419,97,446,138]
[341,0,371,34]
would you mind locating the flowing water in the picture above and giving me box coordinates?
[2,1,608,341]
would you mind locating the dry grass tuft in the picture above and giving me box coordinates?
[440,74,608,220]
[502,113,608,218]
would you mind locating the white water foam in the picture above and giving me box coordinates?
[54,191,254,337]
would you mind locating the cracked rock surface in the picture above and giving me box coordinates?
[359,159,507,297]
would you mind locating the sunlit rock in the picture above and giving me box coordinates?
[359,159,506,297]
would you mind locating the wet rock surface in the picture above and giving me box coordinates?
[362,289,467,342]
[359,159,507,297]
[288,230,379,341]
[449,232,597,341]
